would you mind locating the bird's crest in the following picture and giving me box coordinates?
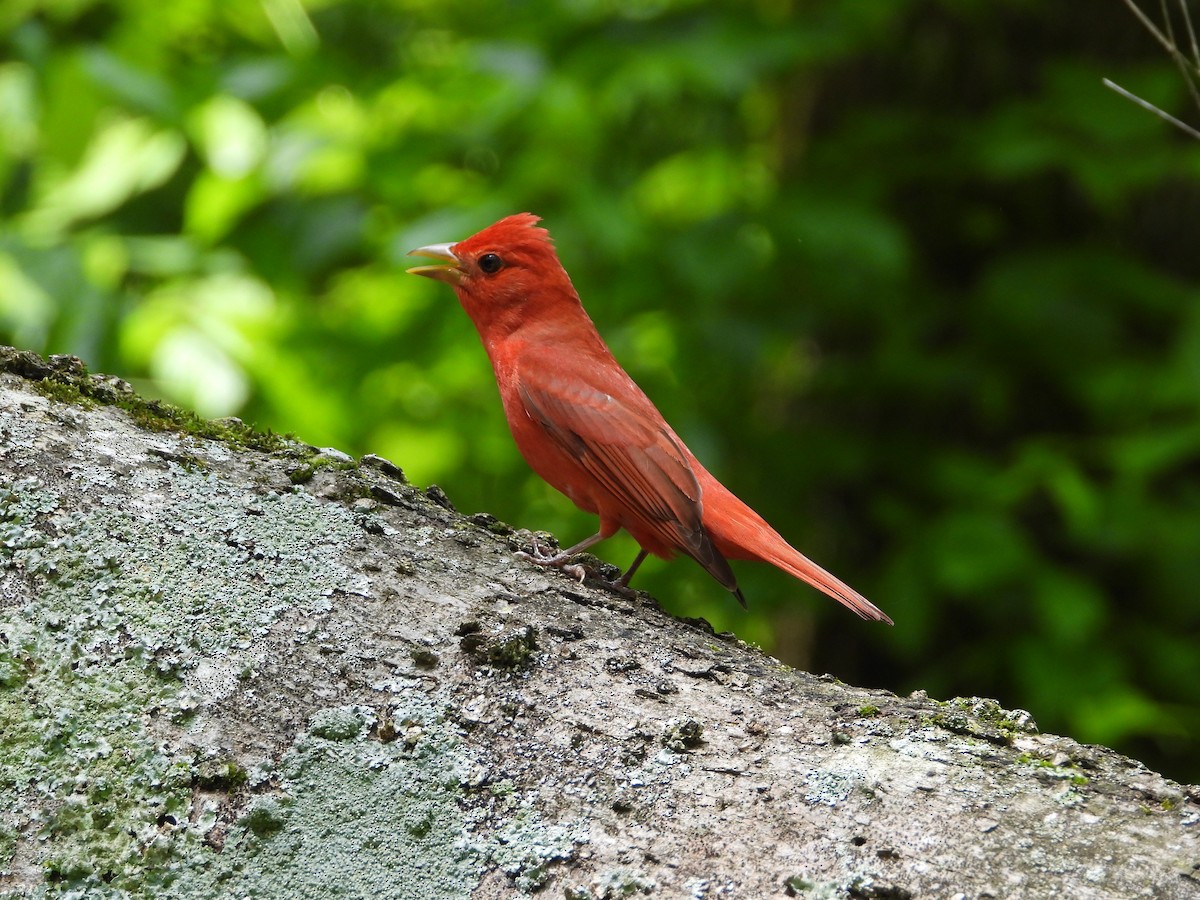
[454,213,553,257]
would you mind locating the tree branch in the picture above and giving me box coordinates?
[0,346,1197,898]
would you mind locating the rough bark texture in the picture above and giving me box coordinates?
[0,346,1197,900]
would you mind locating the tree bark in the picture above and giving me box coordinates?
[0,346,1197,899]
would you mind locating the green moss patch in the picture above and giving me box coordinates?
[1,347,292,454]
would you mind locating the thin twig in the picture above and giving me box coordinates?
[1111,0,1200,140]
[1122,0,1178,53]
[1177,0,1200,70]
[1103,77,1200,139]
[1160,0,1176,47]
[1160,0,1200,110]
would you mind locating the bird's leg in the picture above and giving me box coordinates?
[618,549,649,587]
[578,548,649,600]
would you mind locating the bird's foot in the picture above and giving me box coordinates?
[514,547,588,582]
[514,535,633,597]
[513,530,573,570]
[513,533,572,568]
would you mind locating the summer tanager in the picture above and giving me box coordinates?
[408,213,891,623]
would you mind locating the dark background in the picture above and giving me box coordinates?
[2,1,1198,783]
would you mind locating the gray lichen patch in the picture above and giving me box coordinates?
[169,701,481,900]
[0,382,371,892]
[485,808,581,893]
[575,869,657,899]
[0,820,17,879]
[161,696,582,899]
[2,483,184,883]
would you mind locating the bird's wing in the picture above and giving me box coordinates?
[517,365,738,592]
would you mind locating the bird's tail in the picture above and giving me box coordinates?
[700,475,893,624]
[748,532,892,624]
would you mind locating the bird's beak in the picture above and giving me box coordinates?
[407,243,463,285]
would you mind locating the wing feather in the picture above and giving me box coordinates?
[517,368,737,591]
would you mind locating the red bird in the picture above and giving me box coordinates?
[408,214,891,623]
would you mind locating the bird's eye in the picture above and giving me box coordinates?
[478,253,504,274]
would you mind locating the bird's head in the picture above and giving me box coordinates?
[407,213,582,340]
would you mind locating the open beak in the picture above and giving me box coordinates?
[407,242,463,285]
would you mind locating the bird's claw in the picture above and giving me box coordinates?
[516,549,639,600]
[514,547,570,568]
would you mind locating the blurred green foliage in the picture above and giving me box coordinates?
[2,1,1199,782]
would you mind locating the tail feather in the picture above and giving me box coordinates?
[754,537,892,624]
[699,473,892,624]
